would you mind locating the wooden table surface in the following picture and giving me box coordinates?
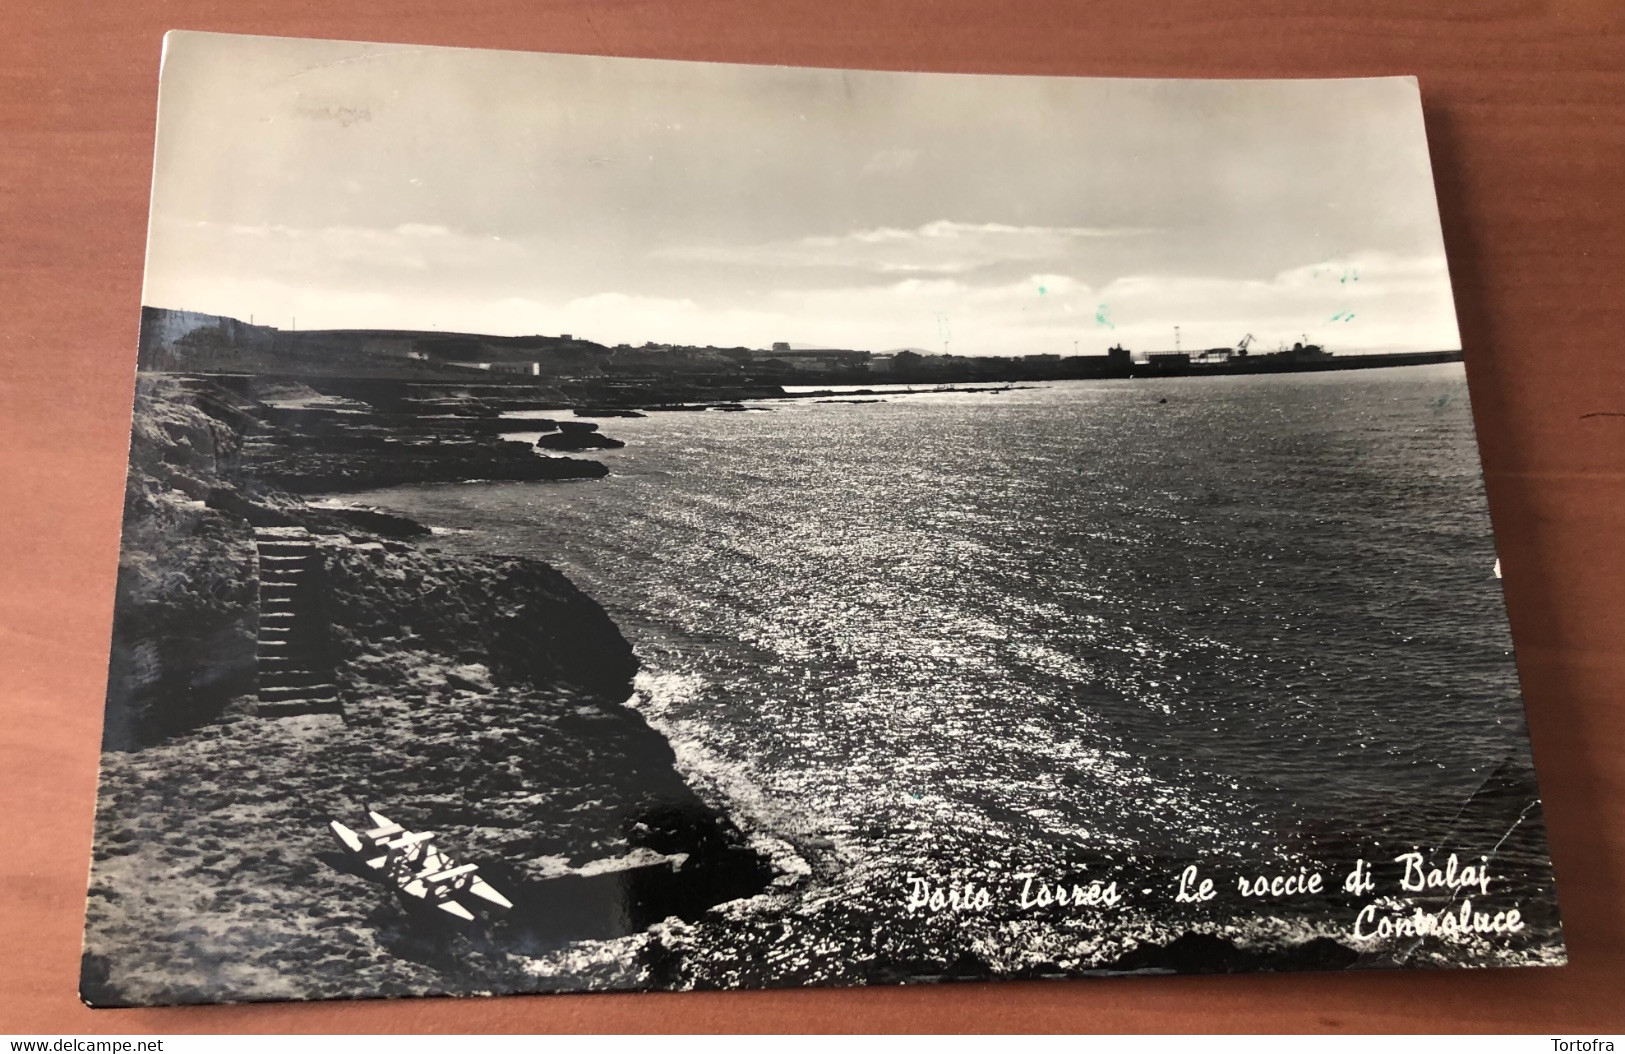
[3,0,1621,1035]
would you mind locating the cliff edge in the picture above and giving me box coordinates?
[83,376,771,1006]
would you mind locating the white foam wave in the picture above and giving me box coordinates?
[628,669,815,886]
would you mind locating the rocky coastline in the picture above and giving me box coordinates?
[83,374,773,1005]
[534,420,626,451]
[176,378,609,494]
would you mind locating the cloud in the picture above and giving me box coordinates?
[146,216,1458,357]
[306,275,1098,352]
[604,253,1457,355]
[1090,251,1459,353]
[470,273,1102,353]
[652,220,1153,276]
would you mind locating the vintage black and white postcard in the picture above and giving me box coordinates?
[83,31,1563,1006]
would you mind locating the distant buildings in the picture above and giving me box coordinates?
[488,361,542,376]
[760,345,874,372]
[1144,351,1192,371]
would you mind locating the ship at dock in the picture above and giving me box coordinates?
[1113,332,1462,378]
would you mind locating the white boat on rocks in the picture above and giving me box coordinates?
[329,810,514,921]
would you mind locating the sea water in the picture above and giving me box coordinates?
[349,364,1561,981]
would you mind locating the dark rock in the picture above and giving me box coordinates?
[319,506,432,539]
[252,445,608,492]
[1098,932,1363,975]
[536,430,625,452]
[205,487,299,528]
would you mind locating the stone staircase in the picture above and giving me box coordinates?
[253,527,341,718]
[238,432,281,466]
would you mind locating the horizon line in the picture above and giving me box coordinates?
[139,304,1461,359]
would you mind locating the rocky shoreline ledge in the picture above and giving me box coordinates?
[83,375,773,1006]
[175,376,611,494]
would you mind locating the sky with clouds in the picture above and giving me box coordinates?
[144,33,1461,356]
